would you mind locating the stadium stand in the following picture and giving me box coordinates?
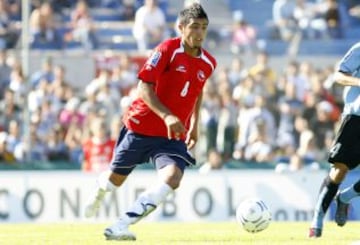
[2,0,360,172]
[224,0,360,56]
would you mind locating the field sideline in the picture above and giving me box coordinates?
[0,222,359,245]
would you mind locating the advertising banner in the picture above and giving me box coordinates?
[0,169,328,223]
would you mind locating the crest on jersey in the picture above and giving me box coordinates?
[197,70,206,82]
[147,51,161,67]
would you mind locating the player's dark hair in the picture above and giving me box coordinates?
[178,3,208,25]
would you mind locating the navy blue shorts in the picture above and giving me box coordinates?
[110,127,196,175]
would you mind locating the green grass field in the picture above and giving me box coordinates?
[0,222,359,245]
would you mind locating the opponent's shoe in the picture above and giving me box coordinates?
[104,219,136,241]
[335,193,349,227]
[84,187,106,218]
[308,227,322,238]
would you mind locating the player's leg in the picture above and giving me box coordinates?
[84,127,145,219]
[335,178,360,226]
[104,158,184,240]
[309,162,347,237]
[334,116,360,227]
[309,115,360,237]
[105,140,193,240]
[84,171,128,218]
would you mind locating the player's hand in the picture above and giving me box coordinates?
[185,129,198,150]
[163,114,185,140]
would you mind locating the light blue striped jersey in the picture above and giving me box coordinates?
[338,42,360,116]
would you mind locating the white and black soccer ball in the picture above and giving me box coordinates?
[236,198,271,233]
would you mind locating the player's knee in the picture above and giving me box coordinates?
[158,164,183,189]
[164,174,182,189]
[330,163,349,183]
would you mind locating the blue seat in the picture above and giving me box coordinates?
[343,27,360,39]
[298,39,358,55]
[111,42,137,50]
[96,28,133,37]
[261,40,288,55]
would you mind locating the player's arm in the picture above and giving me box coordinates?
[186,91,203,150]
[333,71,360,86]
[137,80,185,140]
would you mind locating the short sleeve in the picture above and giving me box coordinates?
[137,44,170,84]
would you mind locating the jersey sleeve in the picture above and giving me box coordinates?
[338,43,360,74]
[137,43,170,84]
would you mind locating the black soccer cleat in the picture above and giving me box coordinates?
[335,193,349,227]
[308,227,322,238]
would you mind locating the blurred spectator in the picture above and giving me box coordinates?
[243,118,274,163]
[64,122,84,165]
[248,52,277,100]
[216,85,238,160]
[64,0,98,50]
[276,81,303,151]
[230,10,257,55]
[82,117,115,172]
[8,63,26,106]
[49,65,71,113]
[0,88,22,130]
[121,0,136,21]
[349,3,360,20]
[0,131,15,163]
[7,0,20,21]
[295,0,342,39]
[133,0,169,51]
[46,124,69,161]
[227,57,248,88]
[284,60,309,101]
[293,0,319,39]
[0,49,11,98]
[271,0,297,41]
[233,95,276,162]
[110,53,138,96]
[29,56,54,89]
[309,100,336,149]
[200,79,221,154]
[5,119,20,153]
[59,96,85,129]
[199,148,224,174]
[0,0,19,49]
[275,115,320,172]
[14,123,48,162]
[29,2,61,48]
[323,0,342,39]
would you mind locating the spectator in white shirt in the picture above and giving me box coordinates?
[133,0,169,51]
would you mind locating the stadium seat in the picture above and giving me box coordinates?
[261,40,289,55]
[298,39,359,55]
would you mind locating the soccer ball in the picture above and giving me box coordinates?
[236,198,271,233]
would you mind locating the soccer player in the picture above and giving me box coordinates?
[84,3,216,241]
[309,41,360,238]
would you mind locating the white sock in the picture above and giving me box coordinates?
[97,171,117,192]
[122,182,173,225]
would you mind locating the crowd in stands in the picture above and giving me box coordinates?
[0,0,359,172]
[0,48,343,173]
[226,0,360,56]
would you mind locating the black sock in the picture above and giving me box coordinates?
[319,176,340,213]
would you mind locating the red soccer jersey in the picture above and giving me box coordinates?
[82,138,116,172]
[124,37,217,138]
